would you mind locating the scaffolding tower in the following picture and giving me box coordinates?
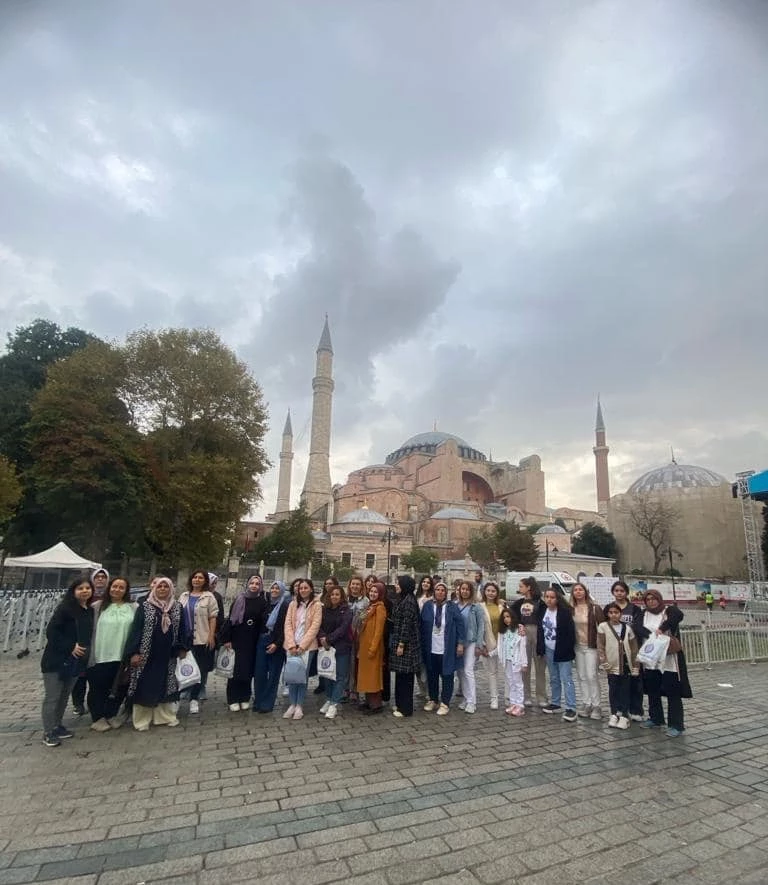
[735,470,766,598]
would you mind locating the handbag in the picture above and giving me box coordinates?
[667,635,682,654]
[175,651,201,690]
[636,634,671,670]
[215,646,236,678]
[284,652,309,685]
[317,647,337,681]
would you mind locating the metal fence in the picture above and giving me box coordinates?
[1,589,62,654]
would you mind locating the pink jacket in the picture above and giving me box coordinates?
[283,598,323,652]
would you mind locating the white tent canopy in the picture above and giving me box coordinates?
[4,541,101,570]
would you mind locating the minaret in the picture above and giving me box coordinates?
[300,316,334,524]
[593,397,610,517]
[274,410,293,516]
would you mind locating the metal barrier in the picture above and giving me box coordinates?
[680,610,768,667]
[0,589,62,653]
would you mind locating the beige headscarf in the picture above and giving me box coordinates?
[148,576,175,633]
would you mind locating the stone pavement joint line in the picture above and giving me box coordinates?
[1,658,768,884]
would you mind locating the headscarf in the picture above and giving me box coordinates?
[643,589,664,609]
[208,573,219,590]
[397,575,416,596]
[91,567,110,582]
[266,581,290,633]
[148,576,175,633]
[230,574,263,626]
[370,581,386,603]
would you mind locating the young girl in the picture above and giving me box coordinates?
[537,588,577,721]
[497,609,528,716]
[597,602,639,729]
[571,582,605,720]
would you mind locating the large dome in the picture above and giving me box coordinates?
[386,431,485,465]
[335,506,390,526]
[628,462,728,494]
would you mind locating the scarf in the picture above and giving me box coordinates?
[266,581,289,633]
[148,577,175,633]
[230,574,263,626]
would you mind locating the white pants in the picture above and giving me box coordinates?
[457,643,476,706]
[132,702,179,730]
[504,664,524,707]
[485,652,499,703]
[574,645,601,709]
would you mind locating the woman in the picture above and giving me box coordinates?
[347,576,369,703]
[633,589,691,737]
[87,576,137,732]
[40,575,94,748]
[364,574,378,595]
[455,580,489,714]
[178,570,219,714]
[537,588,577,721]
[126,577,190,731]
[314,576,341,695]
[511,577,547,708]
[318,585,353,719]
[416,575,435,606]
[480,582,503,710]
[570,582,605,720]
[220,574,268,711]
[282,578,322,720]
[419,581,466,715]
[389,575,422,718]
[356,581,387,715]
[610,580,645,721]
[253,580,291,713]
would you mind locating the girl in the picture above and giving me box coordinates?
[480,582,503,709]
[633,589,691,737]
[571,582,605,720]
[346,576,369,704]
[126,577,190,732]
[610,580,645,721]
[253,581,291,713]
[87,576,137,732]
[40,575,94,747]
[282,578,322,720]
[318,585,353,719]
[497,608,528,716]
[416,575,435,606]
[178,570,219,714]
[390,575,422,719]
[220,574,268,711]
[356,581,387,715]
[537,588,577,721]
[455,580,489,714]
[511,577,548,707]
[597,602,639,729]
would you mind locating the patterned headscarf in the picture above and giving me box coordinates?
[148,576,175,633]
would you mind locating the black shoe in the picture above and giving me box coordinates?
[562,709,577,722]
[72,706,86,717]
[313,685,324,695]
[541,704,562,714]
[55,725,75,739]
[363,706,383,716]
[42,731,61,747]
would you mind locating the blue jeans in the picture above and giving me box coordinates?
[326,652,351,704]
[253,634,286,712]
[544,648,576,709]
[287,651,316,708]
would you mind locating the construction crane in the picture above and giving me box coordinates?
[734,470,767,599]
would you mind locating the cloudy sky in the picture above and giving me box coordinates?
[1,0,767,517]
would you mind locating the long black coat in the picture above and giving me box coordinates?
[633,604,692,699]
[219,596,268,682]
[126,601,190,706]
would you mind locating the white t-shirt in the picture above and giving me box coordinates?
[542,609,557,650]
[611,623,623,637]
[431,605,446,655]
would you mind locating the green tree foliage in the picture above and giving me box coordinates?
[0,455,22,527]
[526,522,545,535]
[572,522,618,559]
[468,522,538,572]
[27,342,147,559]
[311,559,356,584]
[252,505,313,567]
[400,547,439,575]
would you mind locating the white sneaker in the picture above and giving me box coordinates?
[90,719,111,732]
[608,714,619,728]
[436,703,449,716]
[617,716,630,730]
[189,700,200,714]
[630,714,644,722]
[282,705,296,719]
[458,700,467,711]
[240,702,250,711]
[319,701,331,715]
[490,698,499,710]
[228,703,240,712]
[392,710,404,718]
[292,707,304,720]
[325,704,337,719]
[423,700,437,712]
[590,707,602,720]
[464,704,476,714]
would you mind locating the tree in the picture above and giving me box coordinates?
[554,517,567,530]
[469,522,538,572]
[123,328,270,566]
[252,505,313,567]
[526,523,545,535]
[572,522,618,559]
[26,342,147,559]
[627,493,681,574]
[0,455,22,527]
[311,559,356,584]
[400,547,439,575]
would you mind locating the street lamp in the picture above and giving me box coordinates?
[665,547,683,602]
[381,528,399,583]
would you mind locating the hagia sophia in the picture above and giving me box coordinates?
[244,319,758,581]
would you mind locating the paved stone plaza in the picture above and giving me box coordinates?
[1,657,767,885]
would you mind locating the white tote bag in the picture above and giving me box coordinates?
[317,647,337,681]
[215,646,236,678]
[636,634,670,670]
[175,651,201,690]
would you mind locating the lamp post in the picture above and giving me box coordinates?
[381,528,399,584]
[545,540,550,571]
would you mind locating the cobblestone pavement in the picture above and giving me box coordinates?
[1,657,767,885]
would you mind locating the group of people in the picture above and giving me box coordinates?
[39,568,692,746]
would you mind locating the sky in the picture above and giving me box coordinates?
[1,0,767,518]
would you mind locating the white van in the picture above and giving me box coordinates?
[500,571,576,600]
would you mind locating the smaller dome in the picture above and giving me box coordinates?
[536,524,567,534]
[336,506,390,525]
[430,507,480,520]
[628,462,727,494]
